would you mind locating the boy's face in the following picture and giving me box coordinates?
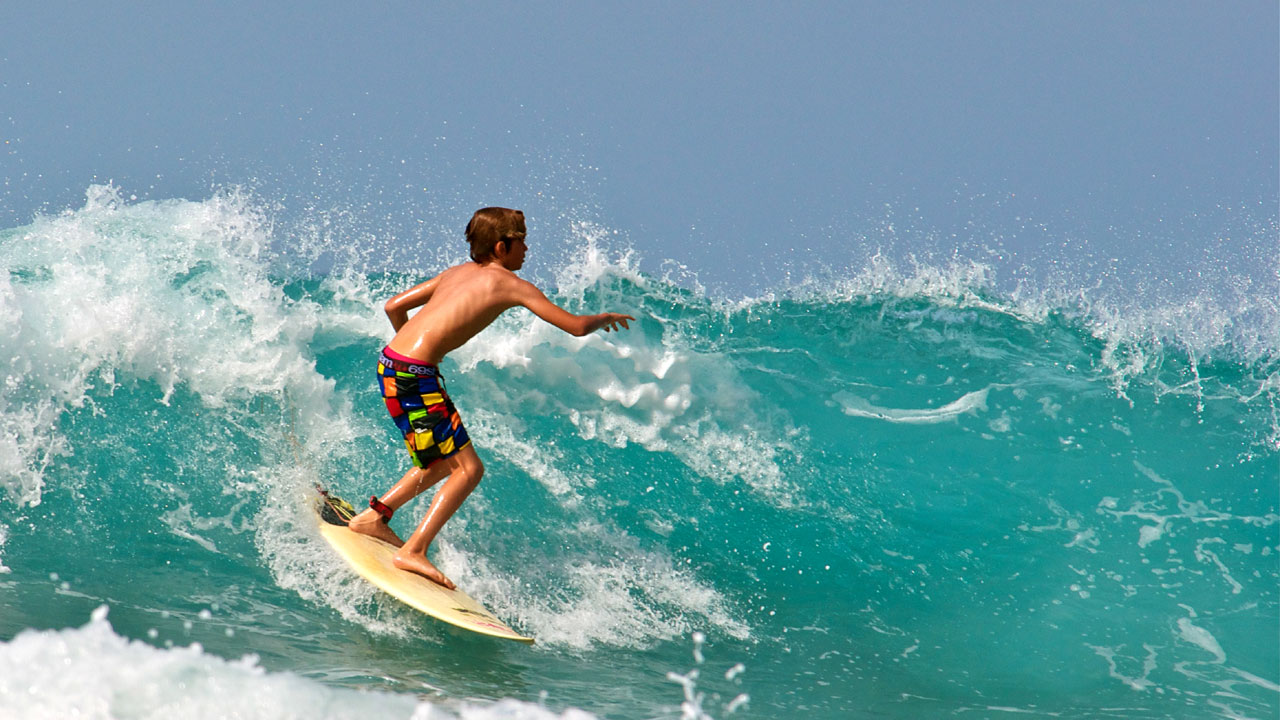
[500,236,527,271]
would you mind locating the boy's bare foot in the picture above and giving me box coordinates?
[347,509,405,548]
[393,551,456,590]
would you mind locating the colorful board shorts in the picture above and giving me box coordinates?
[377,347,471,469]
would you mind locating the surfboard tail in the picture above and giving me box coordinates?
[315,485,356,526]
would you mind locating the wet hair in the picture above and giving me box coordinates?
[465,207,526,262]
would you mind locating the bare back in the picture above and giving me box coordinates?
[386,263,521,364]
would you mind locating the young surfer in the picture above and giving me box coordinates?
[345,207,634,589]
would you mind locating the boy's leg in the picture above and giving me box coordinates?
[348,460,454,547]
[393,444,484,589]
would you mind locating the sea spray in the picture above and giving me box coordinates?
[0,606,600,720]
[665,632,751,720]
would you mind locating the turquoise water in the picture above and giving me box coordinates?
[0,186,1276,719]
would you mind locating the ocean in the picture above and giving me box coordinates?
[0,185,1276,719]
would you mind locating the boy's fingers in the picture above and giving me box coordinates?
[599,313,634,333]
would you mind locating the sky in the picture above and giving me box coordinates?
[2,1,1276,292]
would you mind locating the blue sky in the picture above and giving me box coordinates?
[2,2,1276,291]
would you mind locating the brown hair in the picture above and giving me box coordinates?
[465,207,526,262]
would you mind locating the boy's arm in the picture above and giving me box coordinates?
[509,278,633,336]
[384,273,443,331]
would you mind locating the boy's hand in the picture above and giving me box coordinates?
[596,313,635,333]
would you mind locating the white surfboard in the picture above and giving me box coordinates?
[315,490,533,644]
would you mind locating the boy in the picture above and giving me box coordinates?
[346,207,634,589]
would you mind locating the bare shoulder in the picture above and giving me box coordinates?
[438,262,476,282]
[497,270,547,302]
[433,262,491,291]
[478,264,531,292]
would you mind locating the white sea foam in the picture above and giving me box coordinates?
[0,606,597,720]
[0,523,9,574]
[435,406,751,648]
[1087,643,1160,692]
[449,539,748,650]
[766,247,1278,409]
[1176,617,1226,663]
[550,219,646,301]
[831,386,992,424]
[1099,462,1280,553]
[0,185,355,507]
[254,466,414,638]
[451,273,796,500]
[0,186,407,637]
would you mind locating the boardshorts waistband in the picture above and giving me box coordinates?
[378,346,439,376]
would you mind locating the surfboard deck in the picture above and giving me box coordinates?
[314,488,533,644]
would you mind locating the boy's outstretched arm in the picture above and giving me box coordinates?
[511,278,634,336]
[385,273,443,331]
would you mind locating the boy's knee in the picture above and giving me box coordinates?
[463,455,484,486]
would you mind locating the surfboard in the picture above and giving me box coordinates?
[314,488,533,644]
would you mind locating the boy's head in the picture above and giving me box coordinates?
[466,207,526,263]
